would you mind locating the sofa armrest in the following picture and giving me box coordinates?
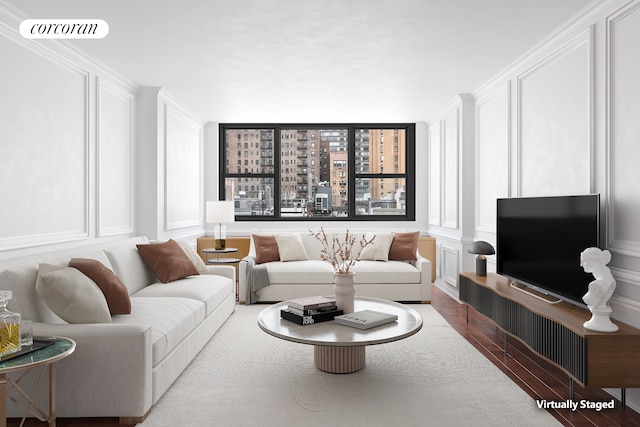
[203,264,236,282]
[411,253,432,283]
[31,322,153,418]
[412,253,433,301]
[238,258,250,304]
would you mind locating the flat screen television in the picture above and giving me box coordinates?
[496,194,600,307]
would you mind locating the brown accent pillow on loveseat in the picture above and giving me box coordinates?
[253,234,280,264]
[68,258,131,314]
[388,231,420,261]
[136,239,200,283]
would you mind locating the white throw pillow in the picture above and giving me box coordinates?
[35,263,112,324]
[359,232,394,261]
[274,234,309,261]
[175,239,208,273]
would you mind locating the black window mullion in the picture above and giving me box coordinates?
[348,126,356,218]
[273,125,281,217]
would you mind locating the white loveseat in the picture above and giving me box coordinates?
[0,236,235,423]
[239,230,432,304]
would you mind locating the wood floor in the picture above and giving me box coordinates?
[430,285,640,427]
[9,285,640,426]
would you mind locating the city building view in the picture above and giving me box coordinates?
[223,127,406,217]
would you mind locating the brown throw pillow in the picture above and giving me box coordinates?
[253,234,280,264]
[388,231,420,261]
[68,258,131,315]
[136,239,200,283]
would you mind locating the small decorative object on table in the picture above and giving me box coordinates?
[309,228,375,314]
[0,291,21,357]
[281,296,342,325]
[467,241,495,277]
[20,319,33,347]
[580,247,618,332]
[334,309,398,330]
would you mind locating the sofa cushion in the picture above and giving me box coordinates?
[175,240,208,273]
[351,260,421,283]
[359,232,394,261]
[35,264,112,324]
[388,231,420,261]
[112,296,205,366]
[137,240,200,283]
[68,258,131,315]
[104,240,157,295]
[0,266,64,324]
[132,275,233,316]
[274,234,309,261]
[253,234,280,264]
[265,260,335,284]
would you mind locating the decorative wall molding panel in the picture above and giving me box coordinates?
[516,27,593,197]
[474,82,511,233]
[606,2,640,256]
[442,108,459,229]
[0,30,90,250]
[434,241,442,281]
[428,123,442,226]
[164,104,203,231]
[97,77,135,237]
[442,246,460,289]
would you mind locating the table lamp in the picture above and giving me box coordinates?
[468,241,495,277]
[206,201,235,249]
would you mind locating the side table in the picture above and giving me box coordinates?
[0,337,76,427]
[203,248,240,300]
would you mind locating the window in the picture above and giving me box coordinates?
[219,124,415,220]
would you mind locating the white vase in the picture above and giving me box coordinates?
[334,272,355,314]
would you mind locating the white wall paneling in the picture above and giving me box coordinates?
[164,104,203,231]
[442,108,459,229]
[442,245,459,290]
[428,122,442,226]
[516,27,593,197]
[475,82,511,234]
[606,2,640,256]
[134,89,205,241]
[435,241,442,280]
[97,77,135,237]
[0,31,90,250]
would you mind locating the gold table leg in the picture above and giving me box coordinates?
[4,364,57,426]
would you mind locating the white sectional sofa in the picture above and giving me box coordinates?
[0,236,235,423]
[239,230,433,304]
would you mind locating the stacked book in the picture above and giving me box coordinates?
[334,310,398,329]
[280,296,343,325]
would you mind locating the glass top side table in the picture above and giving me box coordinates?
[202,247,241,300]
[0,337,76,427]
[202,247,240,265]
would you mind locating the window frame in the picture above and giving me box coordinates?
[219,123,416,221]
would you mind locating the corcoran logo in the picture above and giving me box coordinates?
[19,19,109,39]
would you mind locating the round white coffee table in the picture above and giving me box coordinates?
[258,297,422,373]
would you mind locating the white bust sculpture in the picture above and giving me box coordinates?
[580,247,618,332]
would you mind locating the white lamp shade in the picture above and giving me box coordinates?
[206,201,235,224]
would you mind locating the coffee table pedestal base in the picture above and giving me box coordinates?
[314,345,365,373]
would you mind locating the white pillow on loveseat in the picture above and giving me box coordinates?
[359,232,394,261]
[274,234,309,261]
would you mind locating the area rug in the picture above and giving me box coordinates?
[140,304,560,427]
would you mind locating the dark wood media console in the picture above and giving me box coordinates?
[459,272,640,403]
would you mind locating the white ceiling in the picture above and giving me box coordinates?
[9,0,594,123]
